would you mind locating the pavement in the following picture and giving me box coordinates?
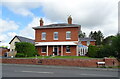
[1,64,120,77]
[2,63,119,72]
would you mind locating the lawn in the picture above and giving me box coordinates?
[16,56,94,59]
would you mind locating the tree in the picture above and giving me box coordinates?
[112,34,120,61]
[102,36,115,45]
[88,45,99,58]
[15,42,37,57]
[97,30,104,45]
[79,31,86,38]
[117,32,120,36]
[88,44,115,58]
[89,30,104,45]
[96,45,115,58]
[88,32,120,59]
[92,31,97,40]
[89,31,93,38]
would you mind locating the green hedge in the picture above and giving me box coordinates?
[88,45,99,58]
[88,45,115,58]
[15,53,25,57]
[112,35,120,61]
[15,42,38,57]
[96,45,115,58]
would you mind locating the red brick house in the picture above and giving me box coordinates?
[33,16,95,56]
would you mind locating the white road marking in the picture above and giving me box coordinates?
[80,73,110,77]
[21,71,54,74]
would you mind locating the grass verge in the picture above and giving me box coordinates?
[16,56,93,59]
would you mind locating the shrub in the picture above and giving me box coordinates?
[96,45,115,58]
[15,53,25,57]
[88,45,99,58]
[33,51,39,56]
[15,42,37,57]
[112,35,120,61]
[88,34,120,59]
[88,44,115,58]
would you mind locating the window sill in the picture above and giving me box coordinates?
[54,39,58,40]
[66,52,71,53]
[41,52,46,53]
[41,39,46,40]
[66,38,71,40]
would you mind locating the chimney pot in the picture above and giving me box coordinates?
[68,15,72,24]
[40,18,44,26]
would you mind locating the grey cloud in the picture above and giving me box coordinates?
[1,0,119,38]
[42,0,118,28]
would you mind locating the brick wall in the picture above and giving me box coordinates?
[1,58,120,67]
[35,27,80,42]
[48,46,53,56]
[36,45,77,56]
[63,46,76,56]
[104,58,119,66]
[81,41,95,46]
[81,41,87,46]
[90,41,95,46]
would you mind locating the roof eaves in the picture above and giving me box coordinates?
[9,36,21,44]
[33,26,80,29]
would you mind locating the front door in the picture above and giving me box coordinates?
[53,46,58,55]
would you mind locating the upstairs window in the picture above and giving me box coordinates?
[54,32,58,40]
[66,46,71,53]
[41,32,46,40]
[87,41,90,46]
[66,31,71,39]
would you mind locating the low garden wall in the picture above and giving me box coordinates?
[1,58,120,67]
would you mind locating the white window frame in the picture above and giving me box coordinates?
[66,31,71,40]
[54,32,58,40]
[41,32,46,40]
[87,41,90,46]
[66,46,71,53]
[41,46,46,53]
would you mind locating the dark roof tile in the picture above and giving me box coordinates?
[33,23,81,29]
[9,36,35,44]
[79,38,96,41]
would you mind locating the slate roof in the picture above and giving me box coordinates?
[33,23,81,29]
[79,38,96,41]
[9,36,35,44]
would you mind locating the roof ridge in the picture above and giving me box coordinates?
[33,23,81,29]
[33,23,80,27]
[16,35,34,40]
[44,23,81,26]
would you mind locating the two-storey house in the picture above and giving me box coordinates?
[33,16,81,56]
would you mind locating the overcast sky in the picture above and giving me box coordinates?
[0,0,119,47]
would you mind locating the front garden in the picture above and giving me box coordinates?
[14,34,120,61]
[15,56,93,59]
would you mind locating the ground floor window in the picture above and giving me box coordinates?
[66,46,70,53]
[79,47,88,56]
[41,46,46,53]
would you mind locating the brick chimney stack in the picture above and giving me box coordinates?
[40,18,44,26]
[68,15,72,24]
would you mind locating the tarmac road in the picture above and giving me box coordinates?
[1,64,119,77]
